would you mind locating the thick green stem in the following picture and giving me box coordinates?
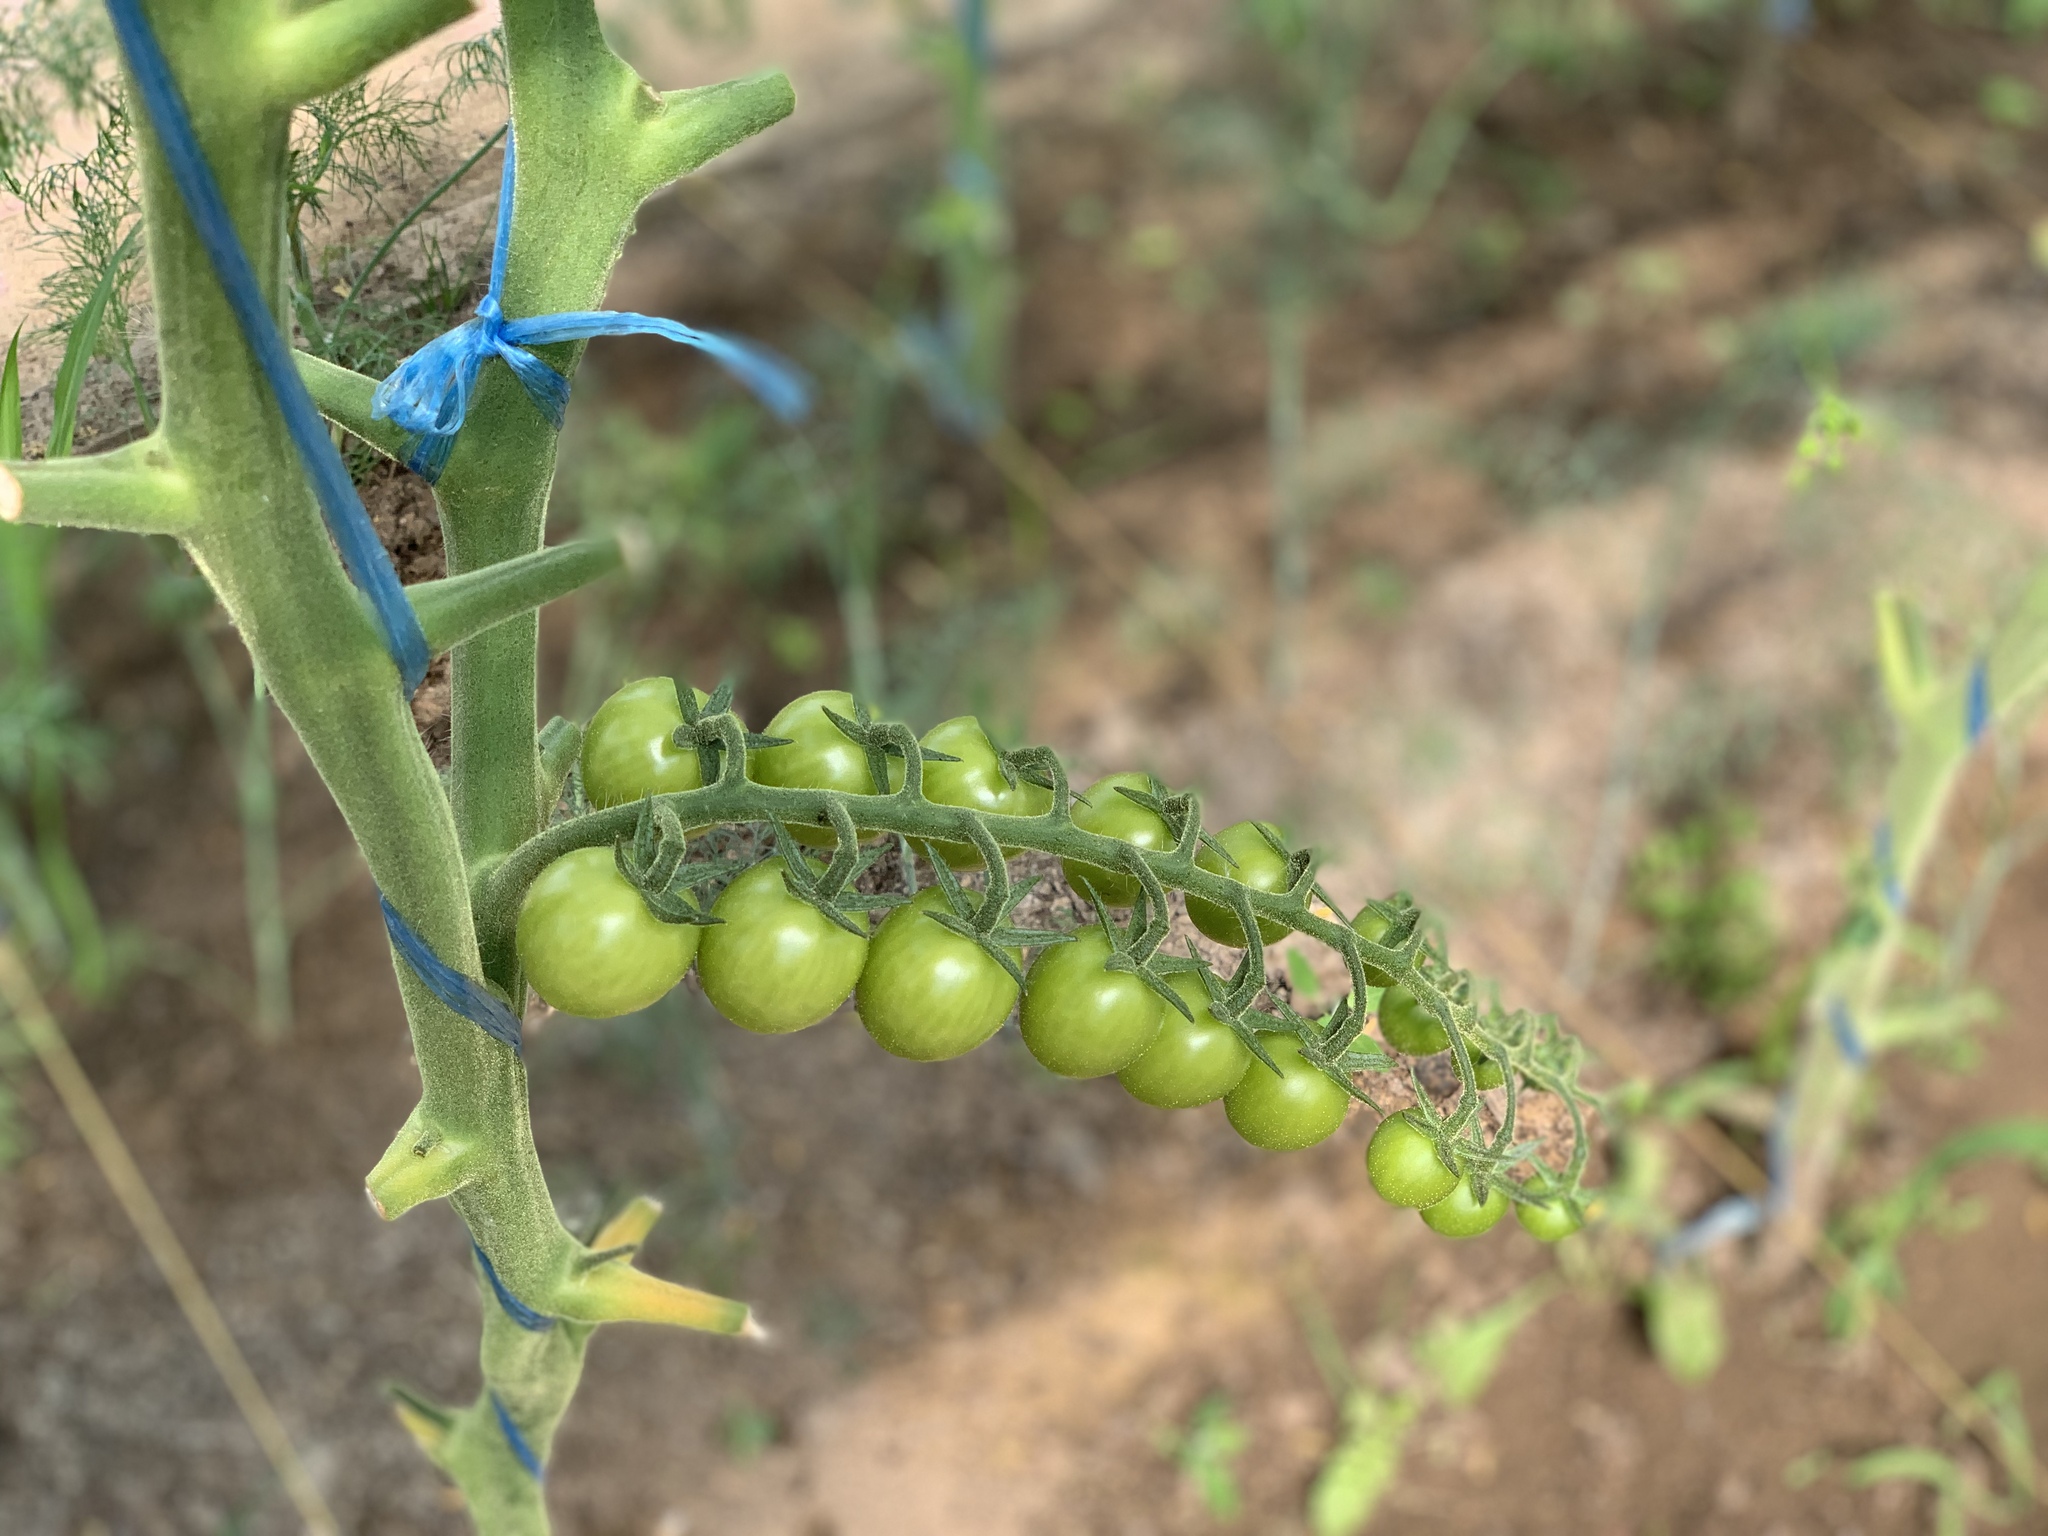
[111,4,677,1525]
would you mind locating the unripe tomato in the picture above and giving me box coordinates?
[1515,1194,1583,1242]
[1364,1111,1459,1208]
[855,889,1021,1061]
[580,678,713,809]
[1378,985,1450,1055]
[1019,926,1164,1077]
[1349,907,1398,990]
[1117,971,1253,1108]
[1185,821,1291,947]
[1418,1174,1509,1238]
[697,857,868,1034]
[1224,1034,1352,1150]
[517,845,698,1019]
[1062,771,1171,908]
[918,716,1051,870]
[749,690,905,846]
[1473,1053,1506,1090]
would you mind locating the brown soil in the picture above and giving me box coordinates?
[6,4,2048,1535]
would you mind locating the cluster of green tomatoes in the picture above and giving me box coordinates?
[512,678,1584,1245]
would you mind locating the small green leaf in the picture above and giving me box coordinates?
[1874,589,1937,721]
[1644,1268,1726,1385]
[1413,1281,1554,1408]
[1158,1393,1248,1521]
[49,225,139,461]
[1307,1389,1417,1536]
[1,326,22,461]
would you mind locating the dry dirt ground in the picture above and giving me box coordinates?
[6,2,2048,1534]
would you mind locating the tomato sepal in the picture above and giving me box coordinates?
[766,808,911,937]
[913,847,1077,988]
[612,797,739,926]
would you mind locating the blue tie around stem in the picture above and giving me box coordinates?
[473,1240,556,1332]
[379,896,525,1055]
[103,0,433,697]
[490,1391,545,1479]
[112,0,527,1078]
[372,129,812,482]
[1966,656,1991,746]
[957,0,992,74]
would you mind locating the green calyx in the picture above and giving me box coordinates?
[910,832,1073,988]
[612,797,739,925]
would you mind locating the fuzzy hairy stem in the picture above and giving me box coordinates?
[262,0,475,107]
[293,350,419,465]
[87,1,792,1526]
[0,440,195,535]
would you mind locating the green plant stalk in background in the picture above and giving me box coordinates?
[1764,571,2048,1269]
[1246,5,1522,695]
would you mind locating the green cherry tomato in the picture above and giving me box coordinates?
[1019,926,1164,1078]
[1365,1112,1460,1208]
[1350,907,1398,990]
[855,889,1021,1062]
[1378,985,1450,1055]
[580,678,714,810]
[517,846,698,1019]
[1117,971,1253,1109]
[697,857,868,1034]
[1224,1034,1352,1151]
[1062,771,1172,908]
[918,716,1051,870]
[1419,1174,1510,1238]
[749,690,905,846]
[1185,821,1292,948]
[1473,1053,1506,1090]
[1515,1193,1584,1242]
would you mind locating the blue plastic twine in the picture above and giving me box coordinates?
[957,0,992,74]
[472,1240,556,1332]
[1966,656,1992,746]
[379,896,524,1055]
[372,129,812,482]
[491,1391,545,1480]
[1827,996,1871,1070]
[1661,1072,1797,1264]
[103,0,431,696]
[1872,820,1905,915]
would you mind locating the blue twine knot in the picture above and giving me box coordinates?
[379,895,524,1055]
[373,129,812,483]
[491,1391,545,1480]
